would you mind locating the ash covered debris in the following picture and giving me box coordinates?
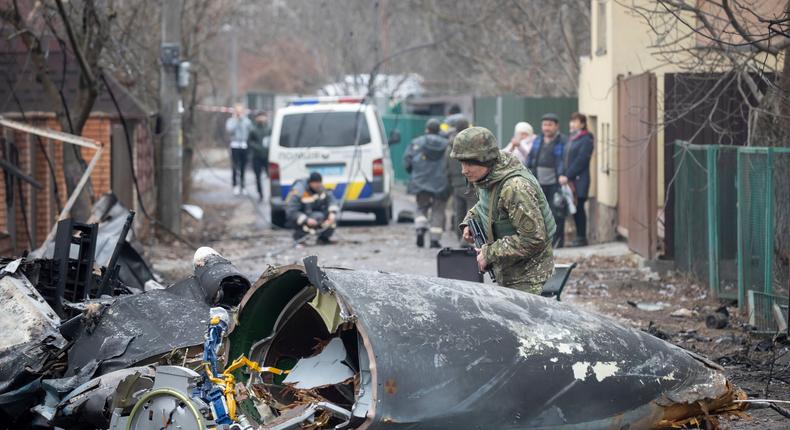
[0,245,250,428]
[1,251,750,429]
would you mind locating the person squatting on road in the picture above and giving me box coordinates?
[403,118,450,248]
[526,113,568,248]
[445,116,476,246]
[285,172,339,244]
[225,103,253,196]
[560,112,594,247]
[451,127,556,294]
[247,112,271,202]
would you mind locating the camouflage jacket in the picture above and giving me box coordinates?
[461,152,554,288]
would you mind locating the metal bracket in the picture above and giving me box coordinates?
[160,43,181,67]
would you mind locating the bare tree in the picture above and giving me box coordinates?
[0,0,114,220]
[232,0,589,97]
[622,0,790,291]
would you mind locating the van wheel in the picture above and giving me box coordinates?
[374,206,392,225]
[271,208,287,228]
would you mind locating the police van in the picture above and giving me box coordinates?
[268,97,398,226]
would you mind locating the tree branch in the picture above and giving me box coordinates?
[54,0,96,85]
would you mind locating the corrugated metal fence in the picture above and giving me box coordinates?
[473,95,578,146]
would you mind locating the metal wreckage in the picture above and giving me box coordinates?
[1,224,748,429]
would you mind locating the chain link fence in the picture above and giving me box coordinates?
[673,142,789,331]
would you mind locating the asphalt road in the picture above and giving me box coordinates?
[153,163,470,282]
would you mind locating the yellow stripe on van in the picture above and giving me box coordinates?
[346,182,365,200]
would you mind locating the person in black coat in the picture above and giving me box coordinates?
[526,113,567,248]
[560,112,594,247]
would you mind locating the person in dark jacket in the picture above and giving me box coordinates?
[560,112,594,247]
[403,118,450,248]
[445,117,475,245]
[285,172,339,244]
[247,112,271,202]
[526,113,567,248]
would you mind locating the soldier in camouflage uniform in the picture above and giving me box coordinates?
[450,126,555,294]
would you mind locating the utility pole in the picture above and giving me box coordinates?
[158,0,183,235]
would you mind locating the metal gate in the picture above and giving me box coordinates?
[617,73,658,259]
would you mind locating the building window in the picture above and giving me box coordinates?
[596,0,607,56]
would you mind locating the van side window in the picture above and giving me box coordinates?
[279,112,371,148]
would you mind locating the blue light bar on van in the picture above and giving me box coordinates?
[289,96,364,106]
[290,99,320,105]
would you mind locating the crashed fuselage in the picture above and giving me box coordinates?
[230,261,743,430]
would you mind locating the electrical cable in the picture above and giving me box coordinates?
[100,71,196,249]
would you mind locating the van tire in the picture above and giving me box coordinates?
[271,208,287,228]
[374,206,392,225]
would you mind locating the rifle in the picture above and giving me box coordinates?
[468,218,496,282]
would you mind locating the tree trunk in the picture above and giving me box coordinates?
[57,77,97,222]
[25,41,96,222]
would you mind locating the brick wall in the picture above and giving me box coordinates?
[0,114,153,255]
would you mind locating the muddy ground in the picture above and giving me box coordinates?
[141,154,789,429]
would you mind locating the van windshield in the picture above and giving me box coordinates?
[279,111,371,148]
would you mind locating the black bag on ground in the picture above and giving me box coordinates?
[436,247,483,283]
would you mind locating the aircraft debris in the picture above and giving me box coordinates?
[0,252,750,429]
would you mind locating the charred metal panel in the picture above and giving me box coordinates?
[318,269,738,429]
[65,289,209,381]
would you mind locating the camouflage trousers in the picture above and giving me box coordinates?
[502,281,543,295]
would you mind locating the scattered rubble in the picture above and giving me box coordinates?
[0,242,250,428]
[671,308,696,318]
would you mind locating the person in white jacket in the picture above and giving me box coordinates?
[504,122,535,165]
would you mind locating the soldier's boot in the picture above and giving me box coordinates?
[429,227,442,248]
[416,228,426,247]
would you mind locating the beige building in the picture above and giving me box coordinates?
[578,0,693,257]
[579,0,784,259]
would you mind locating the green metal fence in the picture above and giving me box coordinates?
[674,142,790,330]
[673,143,712,286]
[473,95,578,145]
[382,113,433,184]
[737,147,790,307]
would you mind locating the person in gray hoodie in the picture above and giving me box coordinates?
[225,104,253,195]
[403,118,450,248]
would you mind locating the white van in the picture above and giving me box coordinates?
[268,97,397,226]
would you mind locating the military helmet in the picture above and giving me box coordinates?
[449,126,499,162]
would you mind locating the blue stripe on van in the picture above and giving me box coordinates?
[280,182,373,201]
